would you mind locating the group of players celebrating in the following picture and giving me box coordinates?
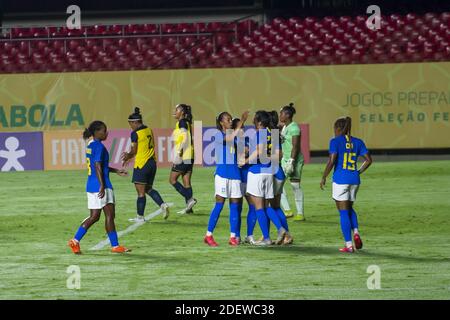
[68,103,372,254]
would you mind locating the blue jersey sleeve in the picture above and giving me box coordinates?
[329,138,338,154]
[92,143,104,163]
[359,140,368,156]
[214,131,224,147]
[130,131,138,143]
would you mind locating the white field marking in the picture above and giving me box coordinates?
[89,202,173,251]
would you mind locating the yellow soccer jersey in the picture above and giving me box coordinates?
[131,125,155,169]
[173,119,194,161]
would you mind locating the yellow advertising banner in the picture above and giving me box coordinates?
[1,62,450,150]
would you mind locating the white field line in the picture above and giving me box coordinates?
[89,202,173,251]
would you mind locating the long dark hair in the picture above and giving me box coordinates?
[269,110,279,129]
[177,104,193,124]
[334,116,352,136]
[280,102,296,119]
[83,120,106,140]
[128,107,143,122]
[216,111,231,131]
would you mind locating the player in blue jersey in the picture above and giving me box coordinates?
[243,111,289,246]
[320,117,372,253]
[68,121,131,254]
[231,117,252,245]
[204,110,249,247]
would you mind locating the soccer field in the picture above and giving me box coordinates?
[0,160,449,300]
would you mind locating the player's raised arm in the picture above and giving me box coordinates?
[224,110,249,142]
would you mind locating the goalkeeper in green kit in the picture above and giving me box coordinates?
[279,103,305,221]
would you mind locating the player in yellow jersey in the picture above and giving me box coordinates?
[170,104,197,214]
[121,107,170,222]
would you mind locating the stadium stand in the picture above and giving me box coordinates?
[0,12,449,73]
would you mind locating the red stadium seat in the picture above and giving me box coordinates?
[1,12,448,74]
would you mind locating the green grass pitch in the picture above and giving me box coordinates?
[0,160,449,299]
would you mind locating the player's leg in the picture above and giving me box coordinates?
[146,160,169,219]
[227,178,242,246]
[170,168,189,203]
[245,194,257,244]
[280,187,293,218]
[236,197,243,243]
[229,197,241,246]
[129,182,147,222]
[129,164,148,222]
[290,178,305,221]
[280,158,293,217]
[252,195,271,245]
[68,209,101,254]
[349,185,363,249]
[267,198,288,245]
[204,194,225,246]
[103,203,130,253]
[271,194,294,245]
[246,172,271,245]
[182,169,197,213]
[336,199,353,252]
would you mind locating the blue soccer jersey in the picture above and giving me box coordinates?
[329,135,368,185]
[214,131,241,180]
[237,135,250,183]
[249,129,273,174]
[86,139,113,192]
[273,134,285,180]
[274,165,286,180]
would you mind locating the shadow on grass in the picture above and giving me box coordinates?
[87,251,192,263]
[240,244,450,263]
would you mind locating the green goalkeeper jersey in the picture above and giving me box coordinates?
[281,122,304,163]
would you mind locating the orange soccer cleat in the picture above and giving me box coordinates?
[111,245,131,253]
[68,239,81,254]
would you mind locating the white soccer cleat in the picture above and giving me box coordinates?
[244,236,256,245]
[186,198,197,211]
[254,238,273,246]
[161,203,170,220]
[178,198,197,214]
[128,215,145,223]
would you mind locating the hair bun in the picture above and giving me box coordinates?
[290,103,296,114]
[134,107,140,114]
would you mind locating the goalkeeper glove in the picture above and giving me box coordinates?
[284,158,295,176]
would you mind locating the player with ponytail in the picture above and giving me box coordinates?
[68,121,130,254]
[121,107,170,222]
[320,116,373,253]
[170,104,197,214]
[279,103,306,221]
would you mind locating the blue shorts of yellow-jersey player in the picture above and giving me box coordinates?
[132,158,157,185]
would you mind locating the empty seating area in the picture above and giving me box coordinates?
[0,12,449,73]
